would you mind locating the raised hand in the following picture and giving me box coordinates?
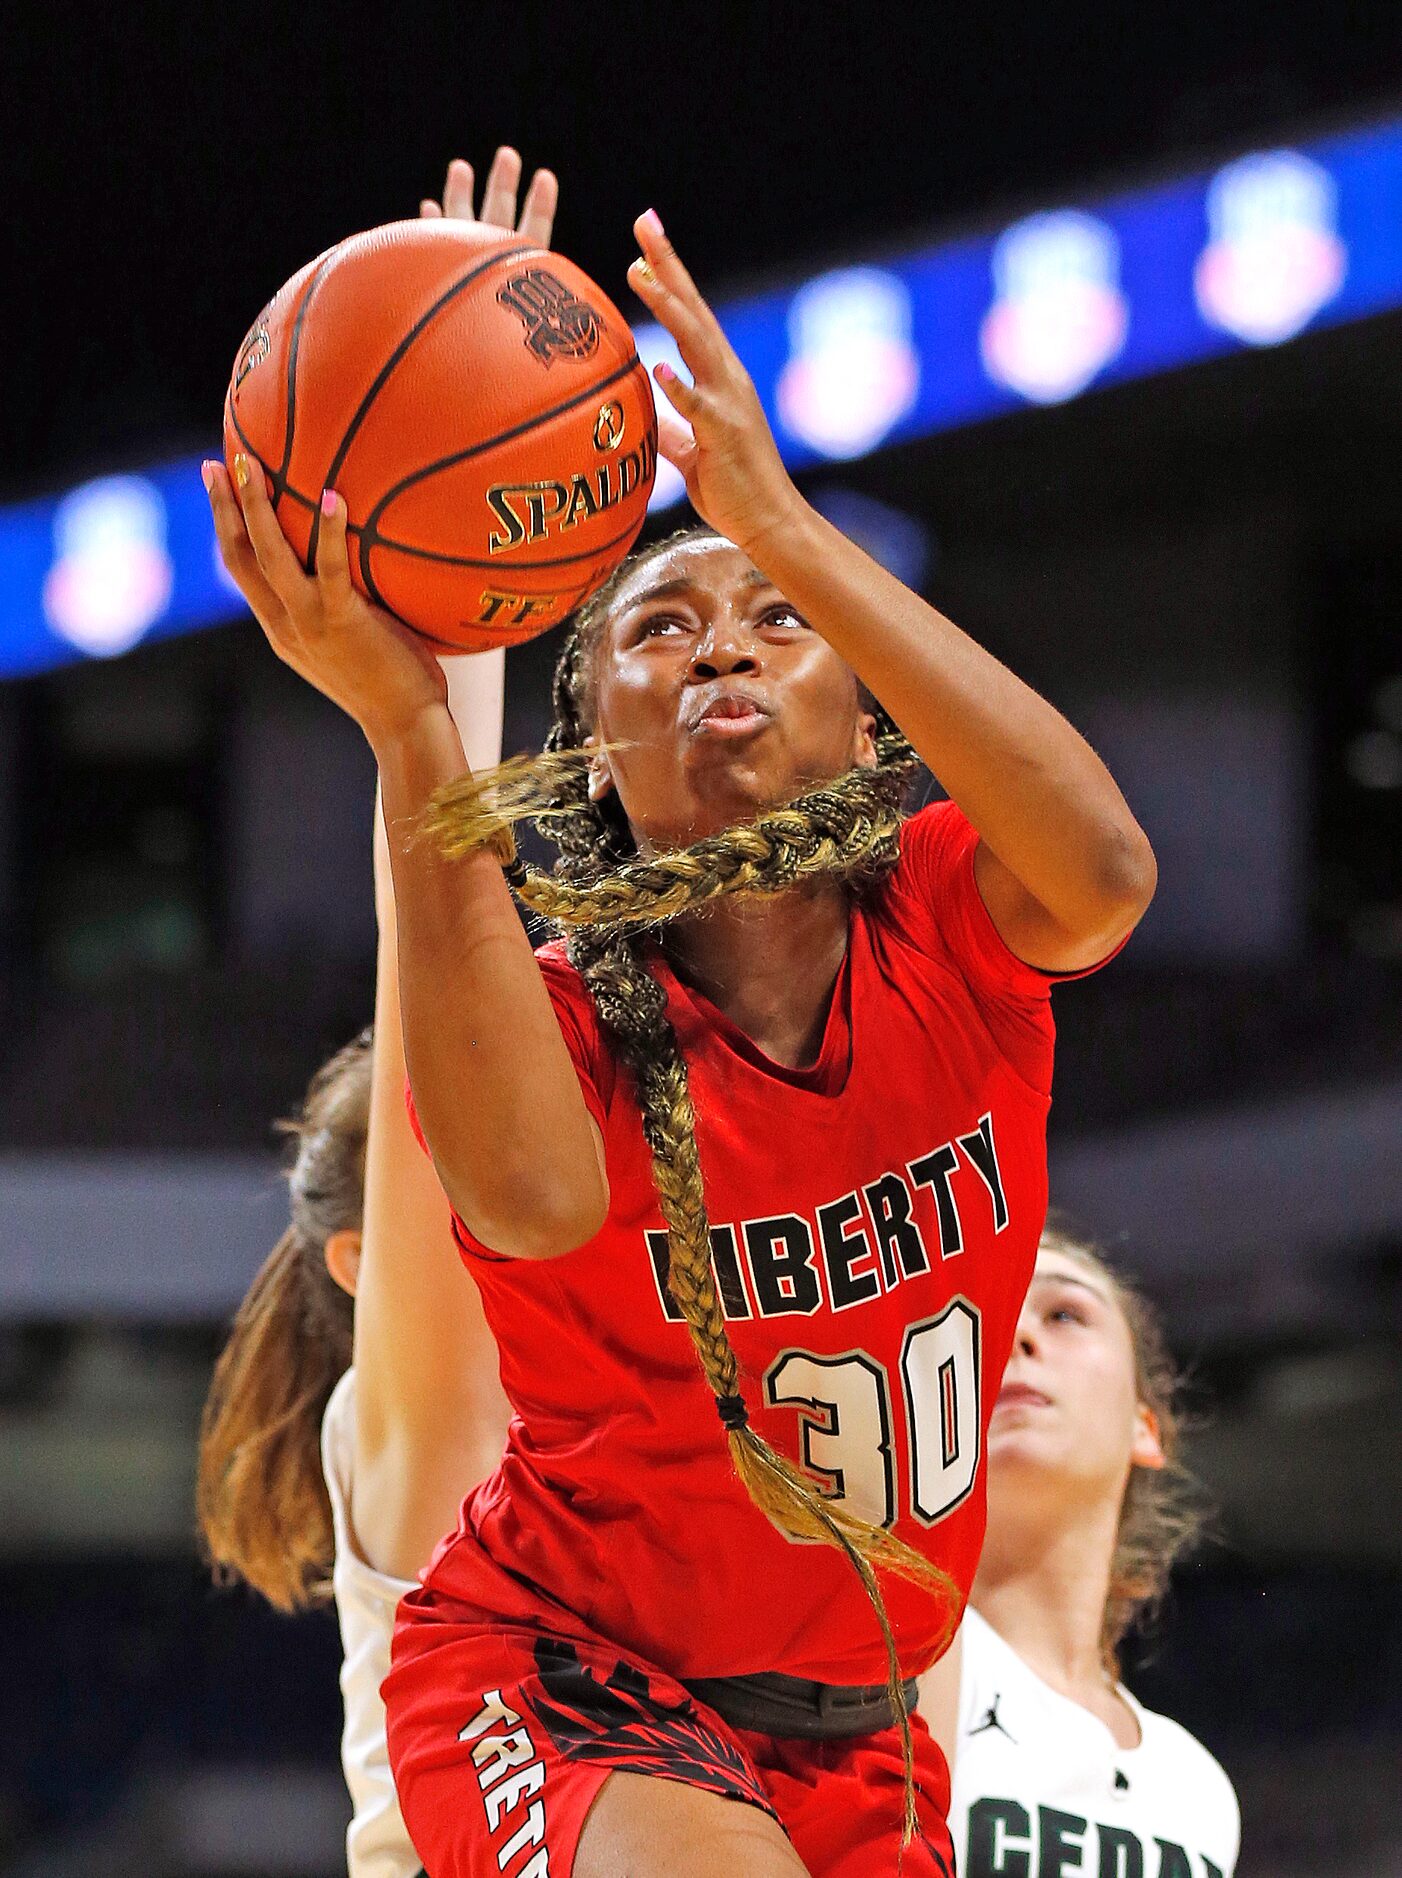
[420,146,559,248]
[627,209,802,562]
[207,147,562,742]
[205,454,447,752]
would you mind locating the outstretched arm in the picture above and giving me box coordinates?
[352,727,513,1578]
[207,150,606,1262]
[629,213,1155,973]
[335,158,561,1578]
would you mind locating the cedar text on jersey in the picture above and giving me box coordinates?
[966,1797,1226,1878]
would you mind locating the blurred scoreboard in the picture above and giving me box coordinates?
[6,114,1402,679]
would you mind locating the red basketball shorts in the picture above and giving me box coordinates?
[384,1548,954,1878]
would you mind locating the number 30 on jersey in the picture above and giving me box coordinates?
[764,1298,981,1530]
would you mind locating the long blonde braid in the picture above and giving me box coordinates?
[425,743,914,927]
[431,533,955,1841]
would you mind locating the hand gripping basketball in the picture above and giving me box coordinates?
[207,454,448,750]
[207,148,570,742]
[222,162,654,651]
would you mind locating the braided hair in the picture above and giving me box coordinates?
[425,529,955,1839]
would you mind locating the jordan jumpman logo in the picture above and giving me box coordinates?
[969,1693,1016,1742]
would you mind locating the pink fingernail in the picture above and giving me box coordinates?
[640,208,664,237]
[655,361,676,383]
[200,461,214,492]
[321,489,339,517]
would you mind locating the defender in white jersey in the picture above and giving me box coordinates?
[321,1370,421,1878]
[922,1228,1240,1878]
[950,1607,1237,1878]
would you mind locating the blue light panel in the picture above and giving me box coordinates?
[5,116,1401,678]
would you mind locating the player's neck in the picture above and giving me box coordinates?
[664,881,850,1070]
[971,1498,1124,1713]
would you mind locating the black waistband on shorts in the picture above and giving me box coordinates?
[681,1669,920,1741]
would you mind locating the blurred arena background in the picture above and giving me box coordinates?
[3,3,1402,1871]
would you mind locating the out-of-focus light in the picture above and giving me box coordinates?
[11,112,1402,680]
[1194,150,1347,347]
[1345,729,1402,790]
[42,476,173,657]
[775,269,920,459]
[808,487,932,591]
[980,211,1129,405]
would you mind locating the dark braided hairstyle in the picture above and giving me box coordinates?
[424,528,955,1840]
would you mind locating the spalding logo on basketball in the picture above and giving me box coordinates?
[223,220,657,652]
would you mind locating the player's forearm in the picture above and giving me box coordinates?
[441,648,506,773]
[374,707,608,1257]
[751,501,1155,941]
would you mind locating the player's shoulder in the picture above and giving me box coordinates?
[888,798,968,882]
[869,799,971,949]
[320,1367,419,1601]
[535,934,580,977]
[1131,1693,1240,1821]
[532,936,617,1111]
[955,1606,1033,1726]
[534,937,601,1028]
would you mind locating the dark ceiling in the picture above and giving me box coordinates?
[7,0,1402,498]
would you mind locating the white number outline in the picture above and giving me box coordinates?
[902,1297,982,1527]
[764,1347,898,1528]
[761,1297,983,1533]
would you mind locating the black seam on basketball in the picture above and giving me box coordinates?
[357,533,403,625]
[362,352,647,542]
[262,478,317,513]
[282,252,340,489]
[225,257,334,513]
[225,399,302,519]
[235,349,650,598]
[305,240,541,572]
[223,404,295,526]
[224,394,276,491]
[361,515,646,571]
[228,457,649,570]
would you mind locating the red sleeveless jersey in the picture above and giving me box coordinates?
[413,802,1109,1687]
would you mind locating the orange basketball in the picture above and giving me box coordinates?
[223,219,657,652]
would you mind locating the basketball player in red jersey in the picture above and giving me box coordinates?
[206,200,1156,1875]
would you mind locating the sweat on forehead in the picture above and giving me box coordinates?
[610,531,768,611]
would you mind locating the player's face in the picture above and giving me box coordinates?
[585,536,877,851]
[986,1251,1164,1509]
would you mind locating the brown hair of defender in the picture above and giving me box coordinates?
[196,1033,369,1612]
